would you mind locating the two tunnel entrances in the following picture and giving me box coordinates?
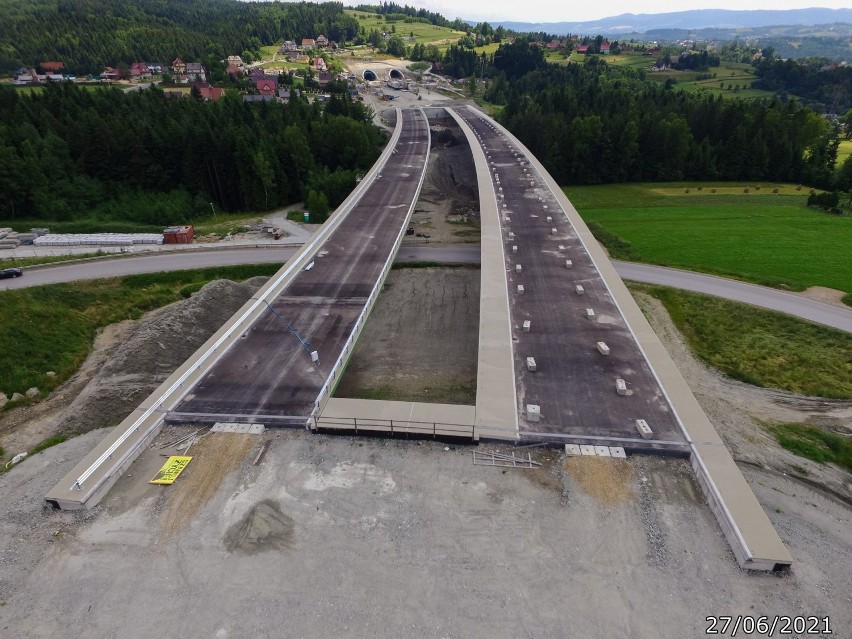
[362,69,404,81]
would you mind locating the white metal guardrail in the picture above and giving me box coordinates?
[313,415,475,440]
[65,109,407,496]
[313,108,431,416]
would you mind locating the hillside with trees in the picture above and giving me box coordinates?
[0,83,383,223]
[483,41,844,190]
[0,0,359,74]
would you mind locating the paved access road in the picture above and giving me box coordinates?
[613,261,852,334]
[0,246,480,290]
[3,245,849,334]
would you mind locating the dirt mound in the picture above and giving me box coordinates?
[56,279,263,434]
[224,498,295,554]
[422,143,478,213]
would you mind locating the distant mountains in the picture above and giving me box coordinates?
[485,8,852,36]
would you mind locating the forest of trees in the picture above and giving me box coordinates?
[0,83,384,223]
[0,0,360,75]
[484,41,845,189]
[753,57,852,114]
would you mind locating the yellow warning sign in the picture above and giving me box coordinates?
[149,456,193,485]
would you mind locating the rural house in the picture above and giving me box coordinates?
[186,62,206,82]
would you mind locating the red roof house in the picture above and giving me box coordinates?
[256,79,277,95]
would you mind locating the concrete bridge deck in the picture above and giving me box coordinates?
[450,106,790,571]
[46,108,430,509]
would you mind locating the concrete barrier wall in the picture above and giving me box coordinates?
[446,108,519,441]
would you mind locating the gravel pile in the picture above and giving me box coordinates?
[55,278,266,435]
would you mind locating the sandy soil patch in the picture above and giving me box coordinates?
[797,285,849,308]
[160,432,254,540]
[564,456,635,505]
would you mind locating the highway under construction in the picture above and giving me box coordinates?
[46,106,792,572]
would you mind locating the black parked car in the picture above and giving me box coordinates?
[0,267,23,279]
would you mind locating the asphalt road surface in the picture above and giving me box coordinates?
[171,108,432,422]
[454,107,685,445]
[613,261,852,334]
[3,246,849,334]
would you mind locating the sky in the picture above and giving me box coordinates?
[346,1,851,24]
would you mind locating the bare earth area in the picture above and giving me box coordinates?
[334,266,479,405]
[403,125,480,247]
[1,426,850,638]
[798,285,849,309]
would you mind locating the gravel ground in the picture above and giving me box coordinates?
[1,430,850,638]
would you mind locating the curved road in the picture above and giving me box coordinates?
[2,246,850,333]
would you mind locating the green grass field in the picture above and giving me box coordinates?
[838,139,852,167]
[765,422,852,472]
[473,42,500,55]
[566,183,852,295]
[634,284,852,399]
[346,10,465,48]
[0,264,280,408]
[596,54,774,99]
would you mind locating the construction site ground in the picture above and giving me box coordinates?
[1,266,851,635]
[2,425,850,637]
[401,125,480,248]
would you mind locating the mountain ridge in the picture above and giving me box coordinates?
[477,8,852,35]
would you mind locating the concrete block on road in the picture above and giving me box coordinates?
[526,404,541,423]
[635,419,653,439]
[575,285,585,295]
[596,342,611,356]
[522,320,531,333]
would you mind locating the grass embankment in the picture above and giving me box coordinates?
[566,182,852,296]
[0,252,110,268]
[633,284,852,399]
[766,422,852,473]
[0,264,280,407]
[347,380,477,405]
